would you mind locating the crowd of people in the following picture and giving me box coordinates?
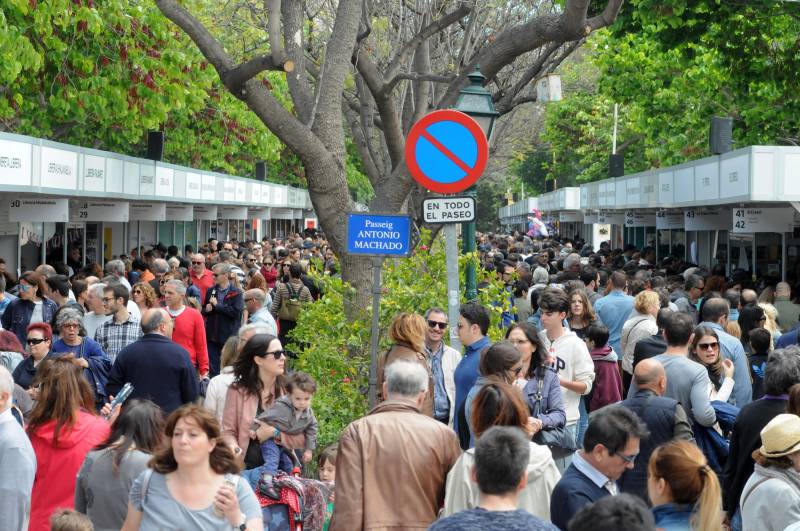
[3,228,800,530]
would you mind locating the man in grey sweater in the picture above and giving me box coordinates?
[0,365,36,531]
[629,312,716,427]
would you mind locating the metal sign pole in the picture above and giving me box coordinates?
[368,256,384,408]
[444,223,462,352]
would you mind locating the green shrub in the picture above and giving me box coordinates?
[288,230,510,452]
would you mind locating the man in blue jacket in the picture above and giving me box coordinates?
[106,308,198,414]
[550,405,649,530]
[453,302,491,449]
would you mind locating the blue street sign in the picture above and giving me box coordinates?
[346,213,412,257]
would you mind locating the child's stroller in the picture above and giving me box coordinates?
[256,451,333,531]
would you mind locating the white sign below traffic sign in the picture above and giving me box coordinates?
[422,196,476,224]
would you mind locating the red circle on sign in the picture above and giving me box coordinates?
[404,109,489,194]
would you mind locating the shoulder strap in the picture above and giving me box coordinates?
[79,338,86,359]
[141,468,154,507]
[741,476,773,510]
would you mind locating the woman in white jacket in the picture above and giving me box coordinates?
[443,381,560,521]
[740,414,800,531]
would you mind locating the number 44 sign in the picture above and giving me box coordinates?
[732,207,795,234]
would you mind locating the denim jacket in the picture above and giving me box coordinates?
[652,502,694,531]
[523,365,567,429]
[0,297,58,345]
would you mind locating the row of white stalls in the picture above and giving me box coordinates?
[499,145,800,283]
[0,132,318,273]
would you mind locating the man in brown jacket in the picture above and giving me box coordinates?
[331,359,462,531]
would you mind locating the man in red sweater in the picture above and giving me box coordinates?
[164,280,209,378]
[189,253,215,304]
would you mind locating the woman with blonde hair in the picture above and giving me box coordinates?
[620,290,660,391]
[759,302,782,345]
[648,439,723,530]
[376,312,434,416]
[131,282,157,315]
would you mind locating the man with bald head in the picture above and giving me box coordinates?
[106,308,198,413]
[618,358,693,501]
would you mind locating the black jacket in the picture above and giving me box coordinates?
[632,334,667,370]
[106,334,198,414]
[201,285,243,344]
[722,396,788,515]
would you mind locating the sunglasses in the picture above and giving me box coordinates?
[133,290,142,294]
[427,320,447,330]
[27,337,48,345]
[697,342,719,350]
[263,349,287,359]
[191,261,204,265]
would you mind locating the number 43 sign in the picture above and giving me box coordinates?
[732,207,795,234]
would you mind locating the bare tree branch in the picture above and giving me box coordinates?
[495,42,561,113]
[386,72,456,90]
[384,2,474,85]
[266,0,289,67]
[282,0,314,124]
[221,55,282,93]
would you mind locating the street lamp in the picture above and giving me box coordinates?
[456,65,500,301]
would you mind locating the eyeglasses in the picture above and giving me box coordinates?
[427,320,447,330]
[27,338,48,345]
[613,451,639,464]
[62,323,80,329]
[102,297,114,303]
[264,349,287,359]
[191,261,204,265]
[697,342,719,350]
[133,290,142,294]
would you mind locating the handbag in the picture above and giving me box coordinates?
[531,372,576,451]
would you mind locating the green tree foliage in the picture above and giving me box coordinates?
[539,0,800,183]
[0,0,283,176]
[289,231,509,449]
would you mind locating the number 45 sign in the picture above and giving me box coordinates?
[732,207,795,234]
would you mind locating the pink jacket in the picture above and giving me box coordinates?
[222,382,286,461]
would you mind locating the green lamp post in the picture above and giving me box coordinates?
[455,65,500,300]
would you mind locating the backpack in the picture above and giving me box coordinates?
[277,282,304,322]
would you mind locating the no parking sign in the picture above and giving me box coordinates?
[404,110,488,194]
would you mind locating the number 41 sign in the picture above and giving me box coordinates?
[732,207,795,234]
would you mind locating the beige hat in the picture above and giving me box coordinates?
[759,414,800,458]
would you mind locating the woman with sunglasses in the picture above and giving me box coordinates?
[222,333,286,470]
[12,322,54,392]
[463,341,523,448]
[1,271,58,345]
[689,326,735,402]
[260,256,279,289]
[130,282,157,315]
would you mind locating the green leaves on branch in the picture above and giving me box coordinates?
[287,230,509,449]
[0,0,282,177]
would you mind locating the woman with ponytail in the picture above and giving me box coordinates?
[647,440,723,530]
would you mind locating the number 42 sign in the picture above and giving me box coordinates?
[732,207,795,234]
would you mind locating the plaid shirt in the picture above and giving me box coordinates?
[94,314,143,363]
